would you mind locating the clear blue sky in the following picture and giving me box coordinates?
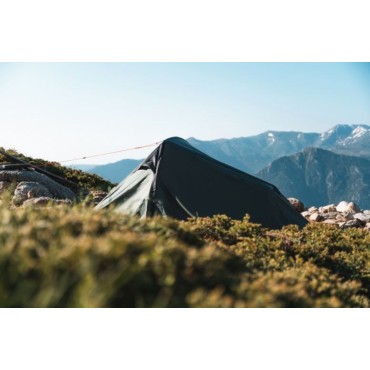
[1,63,369,164]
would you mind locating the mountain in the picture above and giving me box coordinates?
[82,124,370,183]
[69,164,98,171]
[188,132,320,173]
[189,124,370,174]
[257,147,370,209]
[88,159,142,183]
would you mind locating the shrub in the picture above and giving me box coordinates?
[0,203,369,307]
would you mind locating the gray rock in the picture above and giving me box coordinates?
[363,210,370,216]
[288,198,305,213]
[320,204,336,213]
[12,182,52,206]
[347,202,361,214]
[353,213,370,224]
[322,212,339,219]
[0,170,75,201]
[342,219,362,229]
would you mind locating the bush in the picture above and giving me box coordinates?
[0,203,369,307]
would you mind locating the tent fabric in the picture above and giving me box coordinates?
[96,137,308,229]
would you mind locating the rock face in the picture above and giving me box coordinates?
[299,198,370,229]
[0,169,75,207]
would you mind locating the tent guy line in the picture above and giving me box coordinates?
[59,141,163,164]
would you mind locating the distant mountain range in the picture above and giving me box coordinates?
[257,147,370,209]
[87,159,141,184]
[188,124,370,173]
[75,124,370,207]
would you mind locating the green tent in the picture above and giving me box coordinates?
[96,137,307,229]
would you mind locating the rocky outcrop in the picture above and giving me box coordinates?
[0,169,75,207]
[299,199,370,229]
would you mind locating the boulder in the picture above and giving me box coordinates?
[342,219,362,229]
[12,182,52,206]
[336,201,349,213]
[301,211,310,218]
[0,170,75,200]
[336,201,360,214]
[319,204,336,213]
[321,212,339,219]
[353,213,370,224]
[0,170,75,207]
[288,198,304,213]
[309,213,323,222]
[308,207,318,213]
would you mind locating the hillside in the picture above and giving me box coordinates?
[258,147,370,209]
[0,147,115,192]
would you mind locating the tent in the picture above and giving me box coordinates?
[96,137,307,229]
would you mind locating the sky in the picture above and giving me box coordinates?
[1,62,369,165]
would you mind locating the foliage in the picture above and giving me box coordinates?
[0,147,115,191]
[0,202,369,308]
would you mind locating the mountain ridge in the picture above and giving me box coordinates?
[82,124,370,182]
[257,147,370,209]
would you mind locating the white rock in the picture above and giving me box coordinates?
[336,201,360,214]
[309,213,323,222]
[336,201,349,213]
[353,213,370,224]
[347,202,361,214]
[320,204,336,213]
[308,207,318,213]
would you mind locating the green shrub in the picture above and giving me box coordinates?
[0,203,369,307]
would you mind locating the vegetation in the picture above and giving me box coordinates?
[0,198,369,308]
[0,147,115,191]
